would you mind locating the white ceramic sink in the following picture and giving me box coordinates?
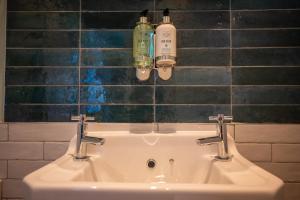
[24,126,283,200]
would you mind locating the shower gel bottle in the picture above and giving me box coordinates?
[133,9,154,81]
[155,8,176,80]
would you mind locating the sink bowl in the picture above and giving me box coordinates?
[24,127,283,200]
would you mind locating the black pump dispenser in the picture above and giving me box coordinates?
[141,9,148,17]
[163,8,169,16]
[139,9,148,23]
[162,8,171,23]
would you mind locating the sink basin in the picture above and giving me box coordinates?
[24,127,283,200]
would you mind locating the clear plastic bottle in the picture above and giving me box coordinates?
[133,10,154,81]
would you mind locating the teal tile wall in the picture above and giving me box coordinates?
[5,0,300,123]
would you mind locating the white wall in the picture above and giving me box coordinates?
[0,0,6,122]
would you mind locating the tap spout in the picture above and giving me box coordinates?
[197,136,222,145]
[82,136,105,145]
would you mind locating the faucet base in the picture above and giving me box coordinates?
[70,154,90,161]
[214,154,233,162]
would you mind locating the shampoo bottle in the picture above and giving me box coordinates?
[155,8,176,80]
[133,9,154,81]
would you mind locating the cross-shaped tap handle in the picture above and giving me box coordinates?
[71,114,95,122]
[209,114,233,122]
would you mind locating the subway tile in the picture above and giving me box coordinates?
[8,160,49,179]
[80,86,153,104]
[156,11,229,29]
[235,124,300,143]
[272,144,300,162]
[233,105,300,123]
[82,10,228,30]
[177,30,229,48]
[7,31,79,48]
[7,12,79,29]
[232,86,300,104]
[44,142,69,160]
[156,123,235,137]
[232,48,300,66]
[81,31,132,48]
[6,86,78,104]
[0,142,43,159]
[81,49,132,66]
[5,105,78,122]
[156,105,231,122]
[232,10,300,29]
[232,67,300,85]
[236,143,271,162]
[5,67,78,85]
[232,0,300,10]
[156,86,230,104]
[7,0,80,11]
[284,183,300,200]
[232,30,300,47]
[157,0,229,10]
[9,123,76,141]
[177,49,230,66]
[6,49,79,66]
[81,105,153,122]
[0,123,8,141]
[80,68,154,85]
[82,12,152,29]
[156,68,231,85]
[0,160,7,178]
[256,162,300,182]
[2,179,25,198]
[82,0,154,11]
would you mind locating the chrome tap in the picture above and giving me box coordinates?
[197,114,233,161]
[71,115,105,160]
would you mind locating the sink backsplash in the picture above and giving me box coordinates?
[4,0,300,122]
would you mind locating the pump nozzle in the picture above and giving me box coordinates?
[140,9,148,17]
[163,8,169,16]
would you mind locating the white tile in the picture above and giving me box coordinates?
[0,123,8,141]
[236,143,271,162]
[44,142,69,160]
[156,123,235,137]
[9,123,77,142]
[235,124,300,143]
[8,160,49,179]
[256,162,300,182]
[2,179,25,198]
[158,123,216,132]
[1,198,24,200]
[88,123,156,133]
[0,142,43,160]
[284,183,300,200]
[272,144,300,162]
[0,160,7,178]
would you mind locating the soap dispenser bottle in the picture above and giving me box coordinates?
[133,9,154,81]
[155,8,176,80]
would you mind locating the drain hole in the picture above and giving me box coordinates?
[147,159,156,168]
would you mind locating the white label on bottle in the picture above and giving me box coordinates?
[155,24,176,58]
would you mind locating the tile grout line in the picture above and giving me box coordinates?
[271,143,273,162]
[5,65,300,69]
[7,27,300,31]
[78,0,82,115]
[229,0,233,116]
[6,46,300,50]
[6,8,300,12]
[153,0,157,125]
